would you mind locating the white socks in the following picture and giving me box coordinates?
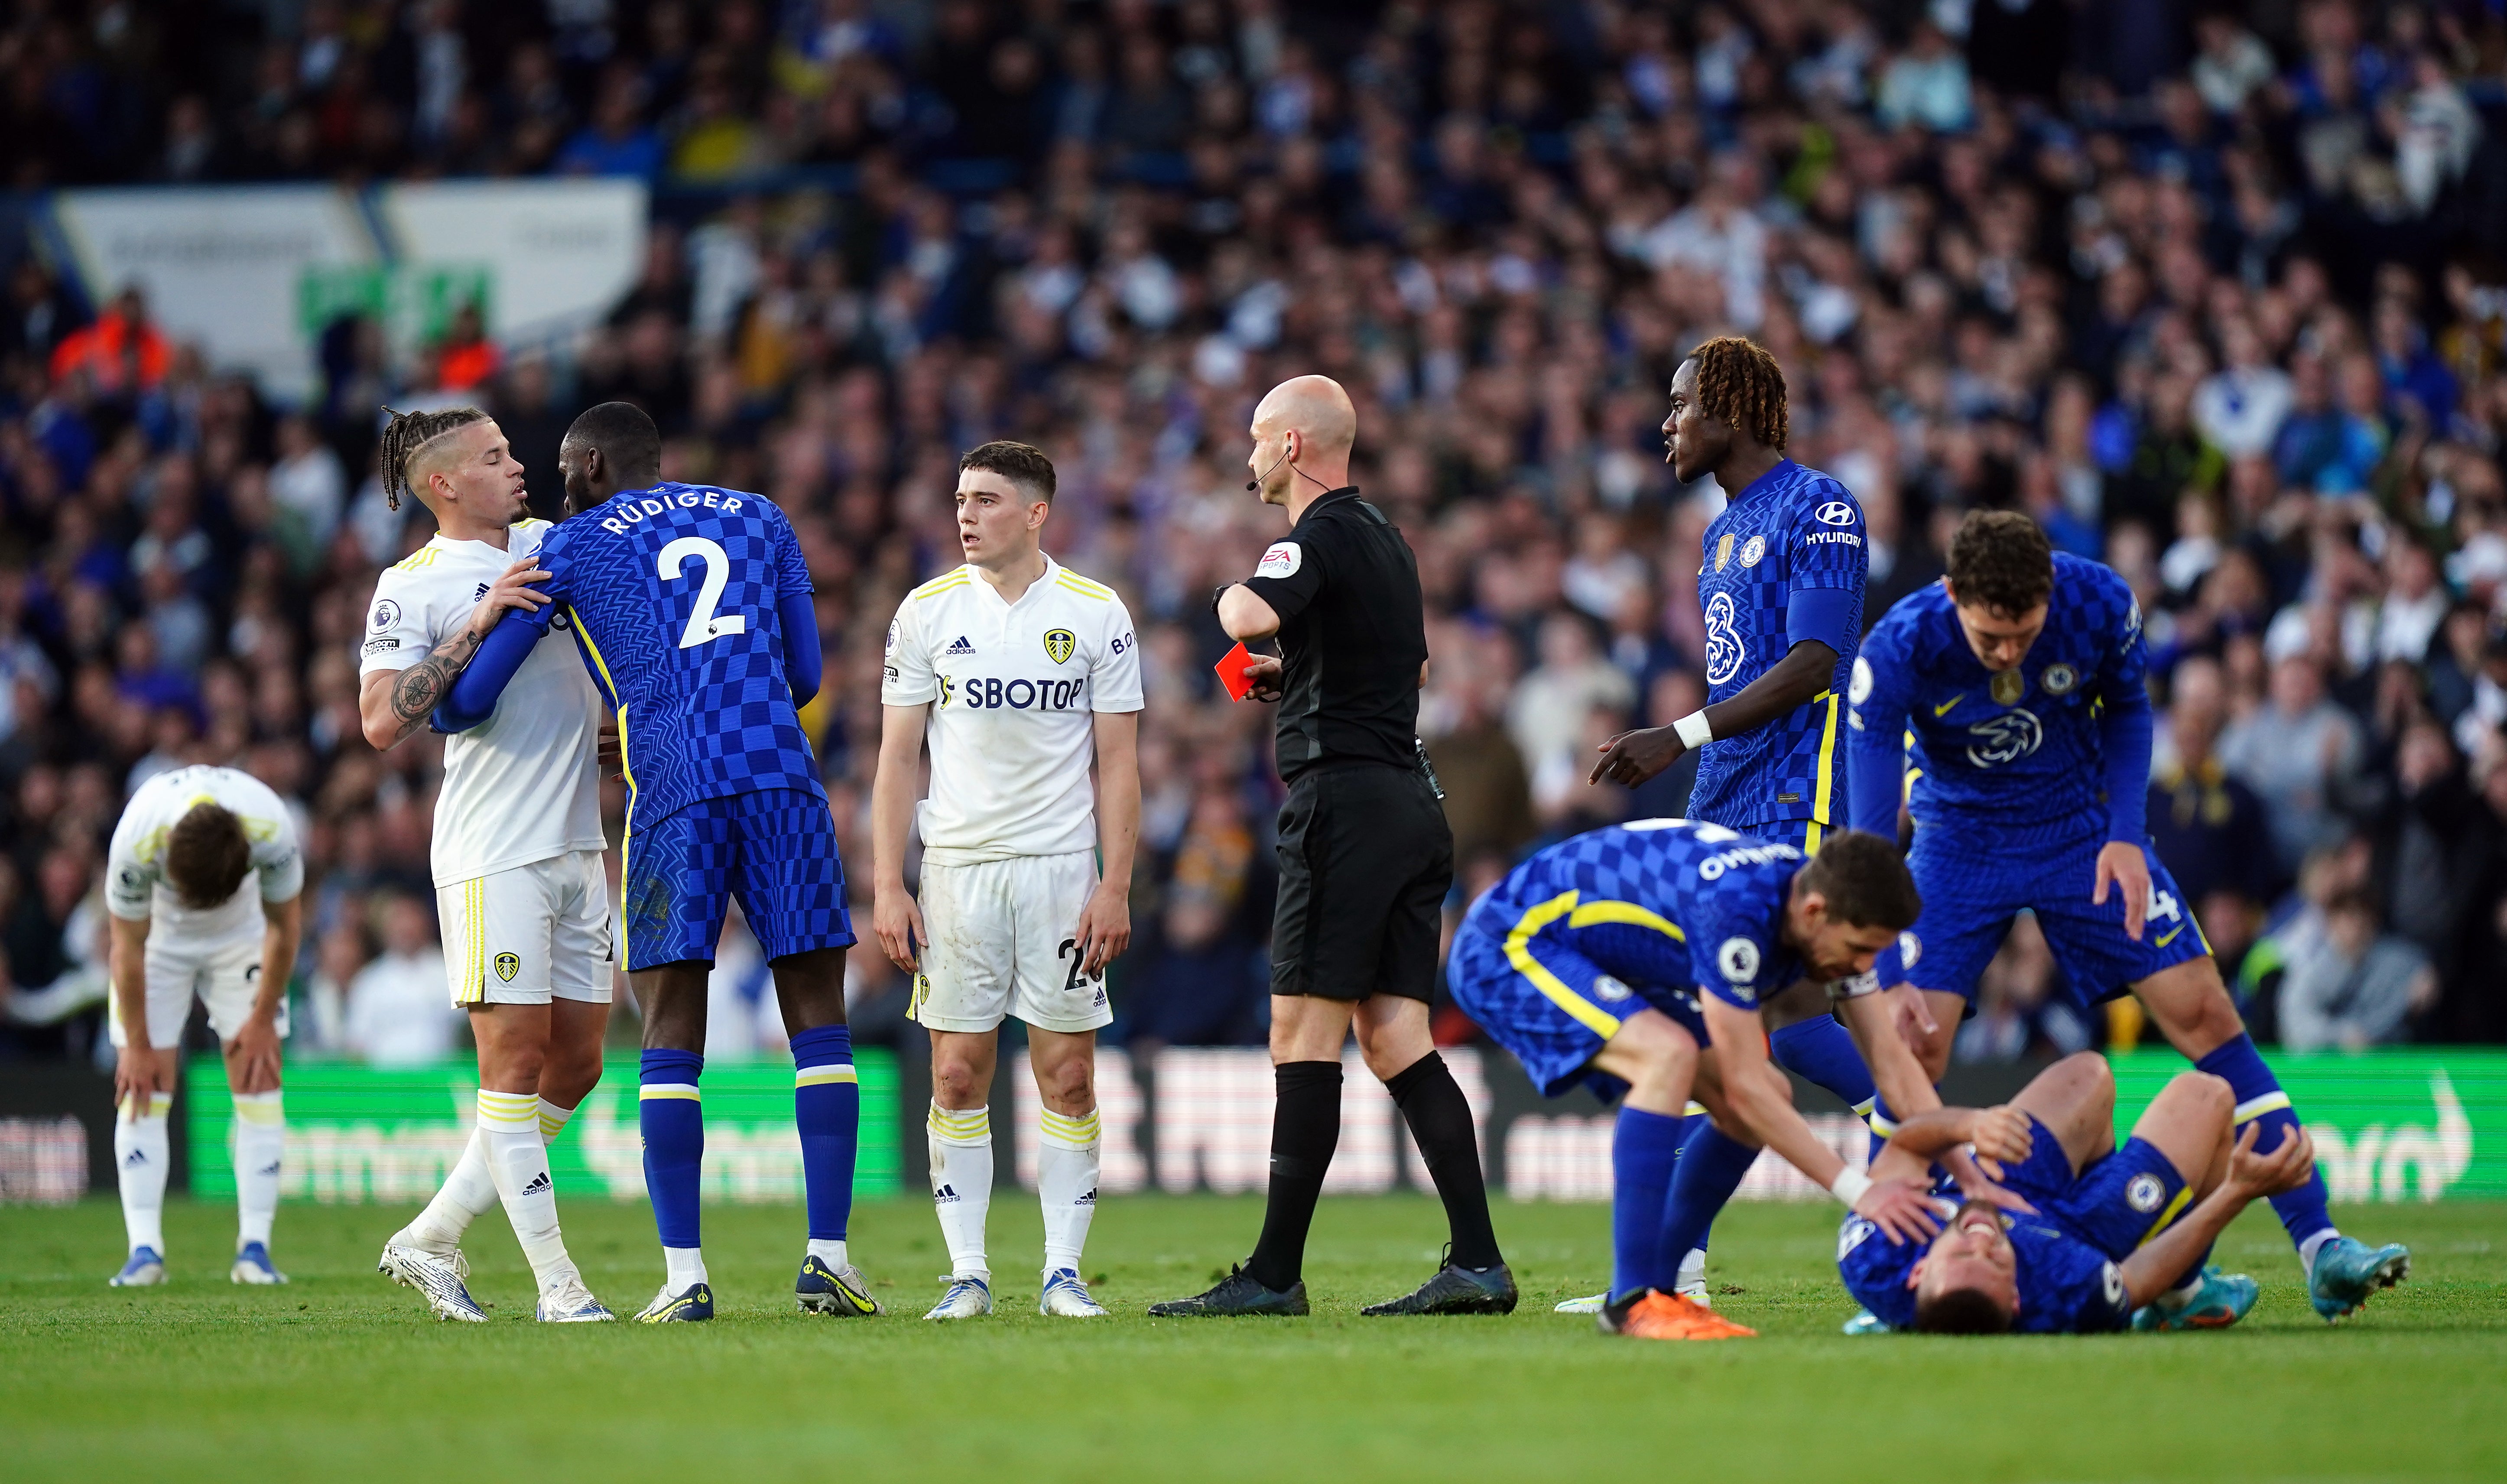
[114,1092,173,1254]
[232,1091,286,1249]
[405,1095,579,1251]
[477,1088,577,1292]
[807,1238,850,1271]
[1037,1105,1101,1275]
[928,1102,994,1280]
[664,1245,708,1290]
[2300,1228,2341,1274]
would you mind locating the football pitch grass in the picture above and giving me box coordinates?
[4,1195,2503,1484]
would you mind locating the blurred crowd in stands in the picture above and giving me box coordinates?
[5,0,2507,1074]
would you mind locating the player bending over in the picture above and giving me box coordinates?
[105,766,302,1287]
[360,406,616,1323]
[1846,510,2408,1321]
[1839,1052,2316,1334]
[437,402,876,1323]
[1572,335,1899,1311]
[1446,820,1941,1340]
[871,442,1141,1320]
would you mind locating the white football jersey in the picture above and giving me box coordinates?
[359,520,607,887]
[107,765,305,940]
[882,556,1143,863]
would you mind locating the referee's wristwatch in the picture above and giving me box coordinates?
[1210,583,1232,618]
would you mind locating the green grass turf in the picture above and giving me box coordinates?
[3,1195,2503,1484]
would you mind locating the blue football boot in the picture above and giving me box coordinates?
[796,1253,883,1315]
[2309,1236,2410,1321]
[2133,1267,2258,1331]
[633,1281,714,1322]
[231,1241,288,1285]
[110,1246,165,1288]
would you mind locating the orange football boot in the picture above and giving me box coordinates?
[1599,1289,1757,1340]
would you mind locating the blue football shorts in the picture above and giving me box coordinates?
[621,787,855,969]
[1445,913,1706,1099]
[1999,1113,2194,1261]
[1876,829,2209,1005]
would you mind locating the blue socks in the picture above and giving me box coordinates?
[1659,1121,1761,1269]
[1770,1014,1878,1112]
[790,1024,860,1243]
[639,1049,705,1251]
[2195,1034,2336,1251]
[1611,1105,1685,1300]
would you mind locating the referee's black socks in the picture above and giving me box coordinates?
[1386,1052,1504,1271]
[1245,1060,1342,1292]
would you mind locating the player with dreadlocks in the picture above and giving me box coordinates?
[356,404,622,1322]
[1556,336,1957,1317]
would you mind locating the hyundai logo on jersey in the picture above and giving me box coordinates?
[1815,500,1856,525]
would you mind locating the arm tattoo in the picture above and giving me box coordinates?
[388,629,484,739]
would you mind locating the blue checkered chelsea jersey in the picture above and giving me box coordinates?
[523,483,825,832]
[1847,552,2144,846]
[1461,818,1806,1011]
[1836,1208,2135,1334]
[1687,460,1866,828]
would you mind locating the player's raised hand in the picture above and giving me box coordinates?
[1588,726,1683,787]
[1968,1103,2034,1165]
[1073,880,1132,975]
[1854,1176,1946,1244]
[2224,1119,2318,1201]
[463,555,553,640]
[2091,840,2151,941]
[871,886,926,973]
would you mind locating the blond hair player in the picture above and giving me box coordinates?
[356,406,614,1323]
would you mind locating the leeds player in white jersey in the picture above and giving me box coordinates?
[873,441,1143,1319]
[106,766,304,1287]
[355,407,614,1323]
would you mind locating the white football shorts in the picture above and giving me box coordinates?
[909,849,1110,1034]
[437,850,614,1007]
[110,928,289,1049]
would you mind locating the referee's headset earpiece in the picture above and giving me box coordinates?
[1247,429,1295,491]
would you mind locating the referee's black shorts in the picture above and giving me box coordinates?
[1270,761,1453,1002]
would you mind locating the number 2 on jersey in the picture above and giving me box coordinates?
[658,536,747,649]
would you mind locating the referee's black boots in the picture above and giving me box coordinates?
[1146,1264,1309,1317]
[1359,1250,1519,1317]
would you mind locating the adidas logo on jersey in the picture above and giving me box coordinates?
[522,1172,552,1196]
[474,582,491,601]
[945,636,976,655]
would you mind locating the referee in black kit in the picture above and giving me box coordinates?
[1150,376,1514,1318]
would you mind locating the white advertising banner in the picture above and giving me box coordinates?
[376,177,647,344]
[50,185,374,401]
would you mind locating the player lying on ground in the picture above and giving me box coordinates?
[1447,819,1942,1341]
[871,441,1142,1320]
[1839,1051,2318,1334]
[104,768,303,1288]
[1573,335,1900,1308]
[1846,509,2409,1320]
[359,406,616,1323]
[436,402,876,1324]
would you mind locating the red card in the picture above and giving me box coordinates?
[1215,641,1259,701]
